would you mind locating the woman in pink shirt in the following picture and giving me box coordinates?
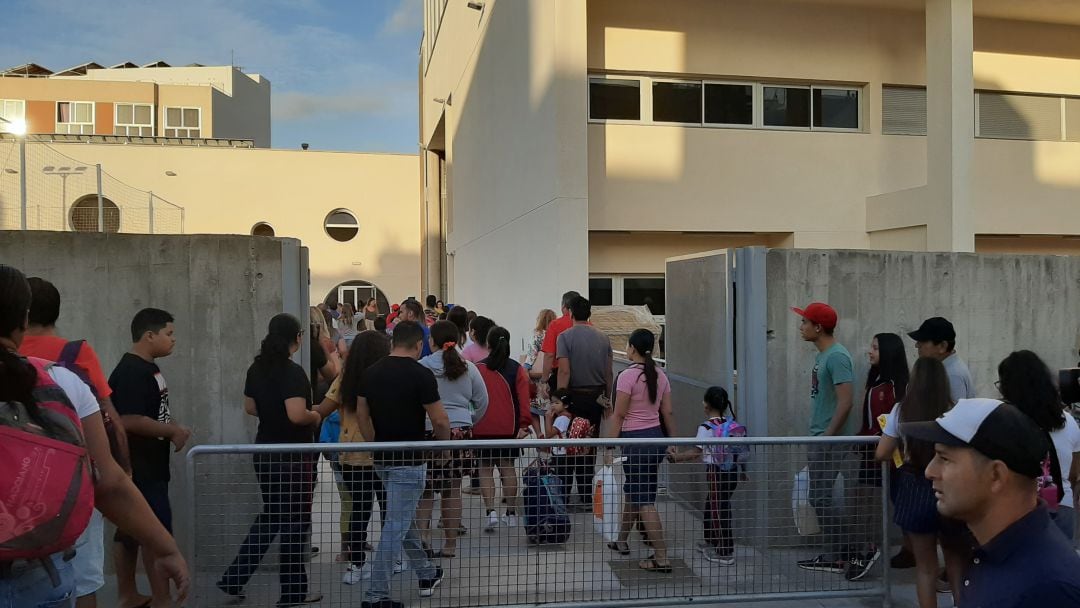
[461,316,495,363]
[604,328,676,573]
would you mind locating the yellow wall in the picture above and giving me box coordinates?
[976,236,1080,256]
[589,231,789,274]
[0,142,420,305]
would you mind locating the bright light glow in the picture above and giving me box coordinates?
[5,119,27,136]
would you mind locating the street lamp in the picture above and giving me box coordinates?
[42,165,88,226]
[0,116,28,229]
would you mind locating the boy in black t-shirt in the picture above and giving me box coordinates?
[110,308,191,608]
[356,321,451,607]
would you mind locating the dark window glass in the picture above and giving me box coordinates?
[251,223,275,237]
[623,278,665,315]
[589,79,640,120]
[813,88,859,129]
[652,81,702,123]
[763,86,810,128]
[589,278,613,306]
[704,83,753,125]
[325,210,359,242]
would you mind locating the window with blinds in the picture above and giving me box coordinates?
[977,92,1062,141]
[882,86,926,135]
[1066,98,1080,143]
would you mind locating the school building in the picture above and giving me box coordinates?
[0,62,421,310]
[418,0,1080,340]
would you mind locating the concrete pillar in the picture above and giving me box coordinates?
[420,150,444,299]
[925,0,975,252]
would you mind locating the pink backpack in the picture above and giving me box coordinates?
[703,417,749,471]
[0,357,94,559]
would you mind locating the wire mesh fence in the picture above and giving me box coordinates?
[188,436,889,607]
[0,138,184,233]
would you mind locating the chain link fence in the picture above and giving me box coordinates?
[0,137,184,233]
[187,436,889,607]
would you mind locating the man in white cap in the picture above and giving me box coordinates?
[902,398,1080,606]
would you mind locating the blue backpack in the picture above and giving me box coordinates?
[703,417,748,471]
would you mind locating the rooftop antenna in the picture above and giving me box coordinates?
[230,49,235,68]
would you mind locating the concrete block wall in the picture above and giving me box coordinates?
[0,231,307,565]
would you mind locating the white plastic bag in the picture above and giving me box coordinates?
[792,466,820,536]
[593,458,624,542]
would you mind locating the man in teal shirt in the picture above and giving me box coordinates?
[791,303,866,576]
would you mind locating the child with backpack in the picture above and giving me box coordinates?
[669,386,748,565]
[544,390,595,497]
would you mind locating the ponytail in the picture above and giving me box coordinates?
[256,313,301,366]
[704,385,733,418]
[432,321,467,380]
[628,328,658,404]
[485,326,511,371]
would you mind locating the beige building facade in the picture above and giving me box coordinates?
[0,63,271,147]
[419,0,1080,343]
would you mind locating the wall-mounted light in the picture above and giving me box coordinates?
[467,1,484,11]
[433,97,446,104]
[3,168,17,174]
[165,171,177,176]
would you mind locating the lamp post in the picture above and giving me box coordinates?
[0,116,27,229]
[42,165,88,230]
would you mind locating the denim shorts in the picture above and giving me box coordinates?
[0,551,74,608]
[71,510,104,597]
[621,426,666,506]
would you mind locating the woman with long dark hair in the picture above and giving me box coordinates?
[0,265,190,607]
[446,306,469,345]
[417,320,488,557]
[219,313,323,606]
[474,326,533,532]
[461,315,495,363]
[875,357,959,608]
[604,328,677,573]
[860,333,909,435]
[998,350,1080,540]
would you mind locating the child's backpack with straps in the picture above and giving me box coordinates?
[703,417,749,471]
[0,357,94,560]
[565,415,595,456]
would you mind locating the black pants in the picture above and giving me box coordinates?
[550,454,593,505]
[341,464,387,566]
[220,453,313,603]
[704,466,740,556]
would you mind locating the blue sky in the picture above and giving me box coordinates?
[3,0,422,152]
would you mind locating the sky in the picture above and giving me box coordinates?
[2,0,423,153]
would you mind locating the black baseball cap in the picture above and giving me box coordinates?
[900,399,1048,478]
[908,317,956,343]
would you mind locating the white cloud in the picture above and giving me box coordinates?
[382,0,422,36]
[274,91,389,120]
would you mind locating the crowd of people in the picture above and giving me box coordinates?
[4,261,1080,608]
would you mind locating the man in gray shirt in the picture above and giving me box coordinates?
[909,317,976,402]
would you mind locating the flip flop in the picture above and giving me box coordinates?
[607,541,630,556]
[638,558,672,573]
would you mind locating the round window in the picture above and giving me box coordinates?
[324,209,358,242]
[70,196,120,233]
[251,222,275,237]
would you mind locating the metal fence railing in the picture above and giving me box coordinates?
[187,436,889,608]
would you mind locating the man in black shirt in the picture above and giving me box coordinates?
[109,308,191,608]
[356,321,450,608]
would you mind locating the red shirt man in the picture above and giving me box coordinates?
[540,290,581,394]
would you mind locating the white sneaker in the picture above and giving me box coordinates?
[342,563,369,585]
[484,511,500,533]
[394,559,406,574]
[502,513,519,529]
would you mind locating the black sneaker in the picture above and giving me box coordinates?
[844,548,881,581]
[418,565,444,597]
[797,555,845,573]
[361,600,404,608]
[889,547,916,569]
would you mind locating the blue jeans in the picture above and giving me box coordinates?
[0,552,74,608]
[366,464,437,602]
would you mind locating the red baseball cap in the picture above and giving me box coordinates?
[792,302,838,330]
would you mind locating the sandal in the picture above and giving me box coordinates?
[607,541,630,556]
[638,558,672,573]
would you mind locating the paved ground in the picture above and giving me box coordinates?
[99,457,955,608]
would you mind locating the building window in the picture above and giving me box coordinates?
[882,86,927,135]
[623,277,665,315]
[324,209,359,242]
[704,83,753,126]
[589,78,640,121]
[164,107,201,138]
[56,101,95,134]
[813,87,860,129]
[115,103,154,136]
[652,81,701,124]
[1067,98,1080,143]
[977,92,1062,141]
[589,278,613,306]
[70,196,120,233]
[0,99,25,133]
[763,86,811,128]
[251,222,275,237]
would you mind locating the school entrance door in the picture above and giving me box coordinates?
[324,280,390,315]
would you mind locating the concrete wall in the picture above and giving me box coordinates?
[0,231,308,565]
[423,0,590,349]
[0,141,422,307]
